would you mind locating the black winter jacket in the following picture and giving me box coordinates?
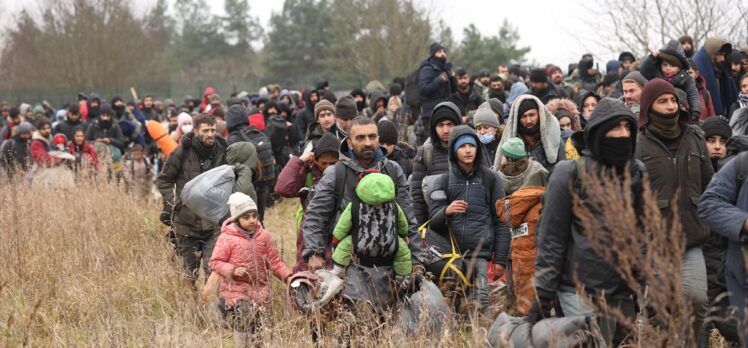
[428,125,510,264]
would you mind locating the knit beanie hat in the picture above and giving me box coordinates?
[517,98,539,117]
[619,51,636,62]
[530,68,548,83]
[622,71,648,88]
[659,52,684,68]
[177,112,193,128]
[473,102,501,128]
[15,122,33,135]
[487,98,504,120]
[701,116,732,140]
[228,192,258,221]
[335,95,359,120]
[429,42,446,56]
[377,119,398,145]
[314,132,340,160]
[453,134,477,151]
[501,137,528,159]
[314,100,335,120]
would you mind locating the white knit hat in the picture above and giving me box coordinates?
[227,192,257,220]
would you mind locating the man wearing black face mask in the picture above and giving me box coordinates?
[636,78,713,340]
[111,96,144,147]
[487,75,506,103]
[0,122,34,177]
[85,104,125,154]
[87,93,102,124]
[350,88,367,113]
[530,97,646,345]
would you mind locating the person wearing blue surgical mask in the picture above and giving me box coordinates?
[473,102,503,167]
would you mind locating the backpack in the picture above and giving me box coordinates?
[735,151,748,194]
[239,127,276,182]
[404,69,423,110]
[348,171,400,267]
[332,160,399,216]
[419,166,498,286]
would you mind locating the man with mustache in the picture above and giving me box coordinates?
[636,78,713,343]
[302,116,424,321]
[157,113,229,286]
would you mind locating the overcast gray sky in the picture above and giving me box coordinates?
[2,0,619,71]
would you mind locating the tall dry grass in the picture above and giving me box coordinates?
[0,178,493,347]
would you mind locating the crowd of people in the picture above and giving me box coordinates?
[2,35,748,346]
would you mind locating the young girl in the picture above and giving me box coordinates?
[67,127,100,174]
[210,192,291,347]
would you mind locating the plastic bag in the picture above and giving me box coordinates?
[181,165,235,224]
[486,312,603,348]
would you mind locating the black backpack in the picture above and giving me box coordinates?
[240,127,276,182]
[404,69,422,110]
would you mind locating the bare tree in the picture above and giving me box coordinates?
[585,0,748,57]
[0,0,168,91]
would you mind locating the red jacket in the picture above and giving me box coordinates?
[68,141,100,172]
[210,219,291,308]
[695,73,717,121]
[30,133,62,167]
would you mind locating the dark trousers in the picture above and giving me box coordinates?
[175,231,218,284]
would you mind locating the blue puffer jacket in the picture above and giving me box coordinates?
[428,125,510,265]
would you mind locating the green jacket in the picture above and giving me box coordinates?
[226,141,258,203]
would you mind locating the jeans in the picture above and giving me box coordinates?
[470,258,489,309]
[682,247,709,340]
[558,291,636,345]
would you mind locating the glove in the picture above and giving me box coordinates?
[526,288,555,325]
[160,202,173,226]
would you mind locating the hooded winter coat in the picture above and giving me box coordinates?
[210,219,291,308]
[639,39,702,119]
[636,79,714,247]
[410,101,462,225]
[85,119,125,152]
[428,125,510,265]
[388,143,415,179]
[536,98,645,296]
[493,95,565,170]
[364,90,388,120]
[226,142,258,204]
[294,89,318,142]
[53,117,85,142]
[30,132,62,167]
[497,186,545,315]
[694,38,739,115]
[156,132,228,238]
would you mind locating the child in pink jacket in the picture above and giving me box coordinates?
[210,192,292,346]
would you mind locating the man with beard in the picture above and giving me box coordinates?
[494,95,565,170]
[53,104,84,141]
[0,122,33,177]
[620,71,648,118]
[418,42,456,141]
[449,68,485,118]
[487,76,507,102]
[30,117,63,167]
[350,88,367,114]
[530,98,646,346]
[528,68,561,104]
[694,38,739,115]
[140,95,157,121]
[302,117,424,334]
[86,105,126,157]
[549,65,575,100]
[157,113,229,285]
[636,79,713,342]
